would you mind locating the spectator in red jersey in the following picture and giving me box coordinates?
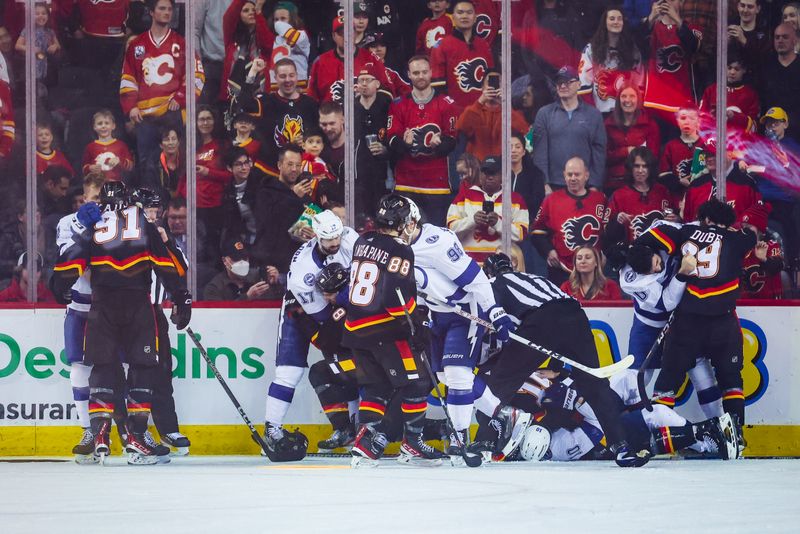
[178,105,232,262]
[430,0,494,112]
[738,202,784,299]
[35,121,73,178]
[220,0,275,102]
[455,70,529,163]
[416,0,452,54]
[561,246,622,302]
[82,109,134,183]
[606,147,678,246]
[604,84,661,193]
[531,156,608,285]
[700,54,760,133]
[659,106,701,206]
[0,253,55,303]
[71,0,130,95]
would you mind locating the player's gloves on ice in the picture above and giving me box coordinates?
[77,201,102,227]
[542,382,580,411]
[488,306,514,342]
[611,441,651,467]
[170,290,192,330]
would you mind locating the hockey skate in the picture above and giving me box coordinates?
[263,423,308,462]
[125,432,169,465]
[397,433,444,467]
[350,426,388,468]
[446,430,468,467]
[162,432,191,456]
[93,420,112,466]
[73,428,99,465]
[317,426,356,452]
[729,413,745,459]
[695,414,736,460]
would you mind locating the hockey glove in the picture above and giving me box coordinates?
[76,201,102,228]
[170,290,192,330]
[488,306,514,342]
[542,382,580,412]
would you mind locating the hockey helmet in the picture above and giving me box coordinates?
[312,210,344,240]
[519,425,551,461]
[99,181,128,211]
[128,187,162,209]
[375,193,412,231]
[483,253,514,278]
[316,262,349,294]
[405,196,422,223]
[264,429,309,462]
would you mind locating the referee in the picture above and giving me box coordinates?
[474,253,650,467]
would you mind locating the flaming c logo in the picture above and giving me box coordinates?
[454,57,488,93]
[562,215,601,250]
[274,115,304,146]
[656,45,684,74]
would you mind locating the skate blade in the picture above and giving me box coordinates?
[396,454,443,467]
[169,447,190,457]
[449,455,465,467]
[99,452,108,467]
[74,454,100,465]
[350,455,380,468]
[718,413,738,461]
[126,452,164,465]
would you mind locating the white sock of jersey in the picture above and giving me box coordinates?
[442,366,475,431]
[472,377,501,418]
[265,365,305,426]
[70,362,92,428]
[348,399,359,425]
[689,359,724,418]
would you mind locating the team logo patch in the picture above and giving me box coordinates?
[631,210,665,239]
[425,235,440,244]
[562,214,601,250]
[454,57,488,93]
[274,114,304,146]
[624,270,637,283]
[475,14,492,39]
[656,45,685,74]
[410,123,442,155]
[304,273,316,287]
[134,45,145,59]
[330,80,345,102]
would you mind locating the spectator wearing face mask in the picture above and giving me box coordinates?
[203,238,282,301]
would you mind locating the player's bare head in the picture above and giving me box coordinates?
[627,243,660,274]
[698,199,736,228]
[82,173,105,203]
[563,157,589,193]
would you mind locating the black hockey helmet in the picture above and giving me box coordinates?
[316,262,349,293]
[100,181,128,211]
[128,187,162,209]
[374,193,412,230]
[483,253,514,278]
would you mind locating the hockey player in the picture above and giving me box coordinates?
[342,194,444,467]
[633,199,757,455]
[404,197,513,460]
[469,253,651,467]
[263,210,358,460]
[51,182,192,465]
[621,233,724,419]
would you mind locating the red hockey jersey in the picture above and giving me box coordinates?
[0,81,13,160]
[82,139,133,182]
[177,140,232,209]
[682,169,762,223]
[607,184,676,241]
[36,149,74,177]
[659,136,700,206]
[430,30,494,111]
[120,29,204,117]
[643,21,702,114]
[473,0,500,47]
[700,83,760,133]
[740,241,783,299]
[234,137,262,165]
[416,14,453,54]
[77,0,129,38]
[307,48,391,103]
[532,189,608,271]
[387,93,458,195]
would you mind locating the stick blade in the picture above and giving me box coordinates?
[592,354,635,378]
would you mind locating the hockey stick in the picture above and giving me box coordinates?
[636,314,675,412]
[418,292,634,379]
[185,328,270,457]
[394,288,482,468]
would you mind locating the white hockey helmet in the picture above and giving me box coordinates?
[519,425,551,461]
[404,196,421,223]
[312,210,344,240]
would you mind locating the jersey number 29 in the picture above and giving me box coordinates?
[681,240,722,279]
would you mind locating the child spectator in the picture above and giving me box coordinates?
[416,0,453,54]
[739,202,784,299]
[268,1,311,91]
[659,107,701,206]
[81,109,133,182]
[14,2,61,86]
[700,55,760,133]
[231,112,261,164]
[301,126,336,204]
[560,246,622,302]
[35,122,73,177]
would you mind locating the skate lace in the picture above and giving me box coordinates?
[702,435,719,454]
[166,432,185,440]
[267,425,285,441]
[79,429,94,445]
[373,432,388,449]
[143,431,160,449]
[449,431,465,447]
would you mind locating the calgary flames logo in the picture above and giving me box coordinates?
[594,68,630,102]
[656,45,684,74]
[410,123,442,155]
[454,57,488,93]
[742,264,766,294]
[329,80,345,102]
[631,210,665,239]
[142,54,175,86]
[562,215,601,250]
[475,14,492,39]
[274,114,304,146]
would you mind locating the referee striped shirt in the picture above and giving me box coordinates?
[491,272,574,324]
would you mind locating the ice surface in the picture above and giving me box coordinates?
[1,456,798,533]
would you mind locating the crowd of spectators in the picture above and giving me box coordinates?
[0,0,799,303]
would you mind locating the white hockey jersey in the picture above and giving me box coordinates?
[410,224,496,314]
[56,212,92,313]
[285,227,358,316]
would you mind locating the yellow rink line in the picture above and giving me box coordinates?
[0,424,798,457]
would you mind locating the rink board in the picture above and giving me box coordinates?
[0,304,799,456]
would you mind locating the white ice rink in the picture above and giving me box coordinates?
[1,456,799,534]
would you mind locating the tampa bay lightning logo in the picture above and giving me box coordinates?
[562,214,601,250]
[303,273,316,287]
[454,57,488,93]
[426,234,440,244]
[624,269,637,283]
[631,210,665,239]
[656,45,684,74]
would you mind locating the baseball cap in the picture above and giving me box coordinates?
[357,61,382,81]
[481,155,502,174]
[554,65,579,84]
[760,107,788,124]
[354,1,369,16]
[222,239,249,261]
[332,16,344,33]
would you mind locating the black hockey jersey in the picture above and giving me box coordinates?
[343,231,416,347]
[636,222,756,315]
[52,205,187,297]
[490,272,573,324]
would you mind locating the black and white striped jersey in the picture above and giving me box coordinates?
[490,272,574,324]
